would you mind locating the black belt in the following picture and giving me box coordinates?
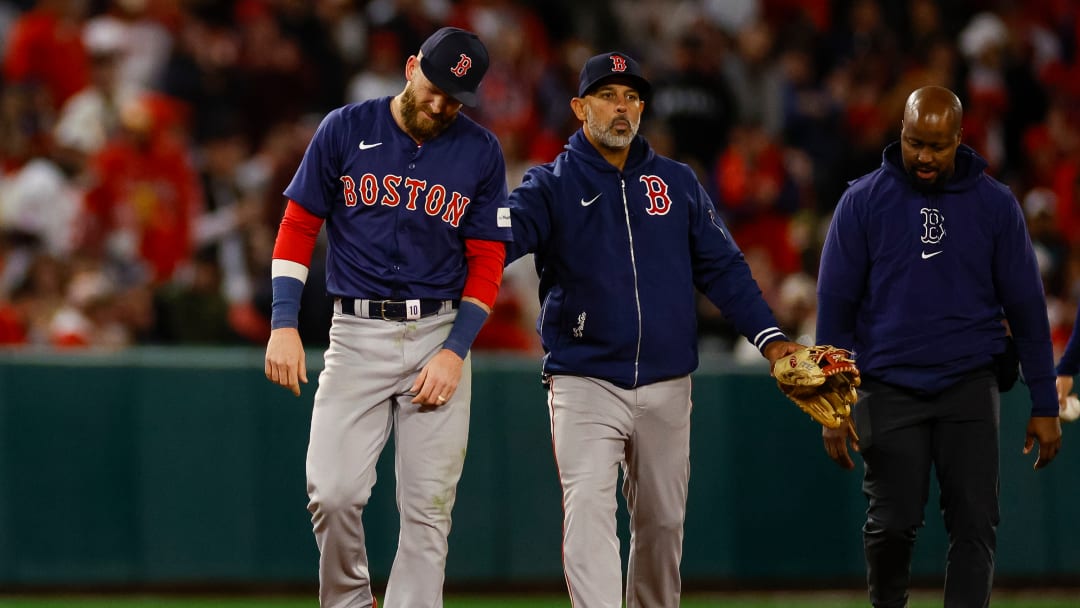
[337,298,458,321]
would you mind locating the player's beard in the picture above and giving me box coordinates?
[906,165,952,193]
[400,84,456,141]
[584,105,638,150]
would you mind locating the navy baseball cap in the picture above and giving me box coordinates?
[578,51,651,99]
[419,27,490,107]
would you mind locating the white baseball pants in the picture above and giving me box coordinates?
[547,374,692,608]
[305,311,470,608]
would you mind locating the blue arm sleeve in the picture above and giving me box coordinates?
[270,276,304,329]
[443,300,489,359]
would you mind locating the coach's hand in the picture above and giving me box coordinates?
[762,339,804,370]
[412,349,464,406]
[265,327,308,396]
[823,422,859,470]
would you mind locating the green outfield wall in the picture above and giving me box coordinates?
[0,348,1077,589]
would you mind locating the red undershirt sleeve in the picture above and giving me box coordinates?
[462,238,505,309]
[272,200,323,266]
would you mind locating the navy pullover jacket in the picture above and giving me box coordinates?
[506,129,786,389]
[817,142,1057,416]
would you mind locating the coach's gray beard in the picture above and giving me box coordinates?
[584,106,638,150]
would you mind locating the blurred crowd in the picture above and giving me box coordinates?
[0,0,1078,360]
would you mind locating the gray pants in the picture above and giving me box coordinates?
[856,371,999,608]
[306,311,470,608]
[547,374,692,608]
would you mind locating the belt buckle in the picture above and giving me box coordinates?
[379,300,392,321]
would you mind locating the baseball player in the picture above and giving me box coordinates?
[263,27,510,608]
[504,52,801,607]
[816,86,1061,607]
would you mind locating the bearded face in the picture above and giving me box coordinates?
[900,110,961,193]
[583,101,639,150]
[398,79,459,142]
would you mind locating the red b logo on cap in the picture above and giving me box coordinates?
[451,54,473,77]
[610,55,627,72]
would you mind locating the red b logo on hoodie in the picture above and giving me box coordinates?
[640,175,672,216]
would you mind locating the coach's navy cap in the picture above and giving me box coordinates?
[578,51,651,99]
[419,27,489,107]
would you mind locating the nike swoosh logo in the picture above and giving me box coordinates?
[580,194,601,207]
[921,251,943,259]
[358,141,383,150]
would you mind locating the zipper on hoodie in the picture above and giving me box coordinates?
[620,178,644,387]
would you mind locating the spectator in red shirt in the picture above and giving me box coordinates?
[2,0,91,111]
[80,92,203,285]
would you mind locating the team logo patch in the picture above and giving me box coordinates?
[639,175,672,215]
[451,54,473,77]
[497,207,511,228]
[920,208,945,244]
[610,55,627,72]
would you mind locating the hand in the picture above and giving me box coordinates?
[1055,375,1073,410]
[763,340,805,372]
[411,348,464,406]
[265,327,307,396]
[823,422,860,470]
[1024,415,1062,470]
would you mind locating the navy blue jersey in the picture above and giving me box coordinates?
[507,130,785,389]
[284,97,511,300]
[817,143,1056,415]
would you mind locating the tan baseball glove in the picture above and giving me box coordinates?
[773,345,861,438]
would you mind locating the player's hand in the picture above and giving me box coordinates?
[1056,375,1074,409]
[763,340,804,373]
[411,348,464,406]
[1024,415,1062,470]
[823,422,859,470]
[265,327,308,396]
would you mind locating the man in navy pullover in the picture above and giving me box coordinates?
[817,85,1062,608]
[505,52,801,607]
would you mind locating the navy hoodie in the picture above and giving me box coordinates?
[817,142,1057,416]
[506,129,785,389]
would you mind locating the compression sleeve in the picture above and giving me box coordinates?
[442,239,504,358]
[461,238,505,309]
[270,200,324,329]
[444,301,489,359]
[273,200,323,263]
